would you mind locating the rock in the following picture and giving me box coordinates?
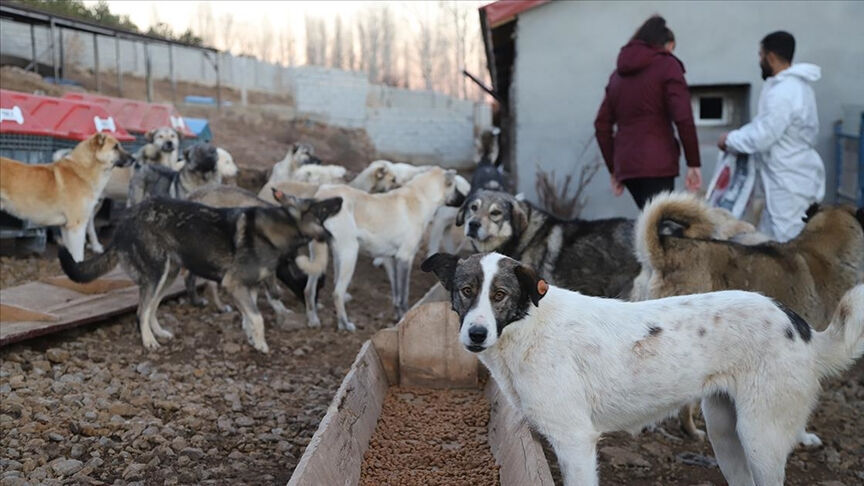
[108,403,137,417]
[819,482,846,486]
[235,416,254,427]
[50,458,84,476]
[45,349,69,364]
[47,432,64,442]
[176,455,191,467]
[599,446,651,468]
[675,452,718,468]
[135,362,153,376]
[0,478,30,486]
[179,447,205,460]
[122,462,147,481]
[31,360,51,373]
[69,444,85,459]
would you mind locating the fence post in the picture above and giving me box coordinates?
[58,27,64,79]
[169,43,177,105]
[144,42,153,102]
[93,33,101,92]
[215,52,222,112]
[50,18,58,81]
[29,23,37,73]
[115,35,123,96]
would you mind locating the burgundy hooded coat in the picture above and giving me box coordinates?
[594,40,701,181]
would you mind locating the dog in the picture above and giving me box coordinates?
[268,143,321,185]
[422,251,864,486]
[136,127,182,170]
[457,190,638,298]
[215,147,238,180]
[635,192,864,443]
[58,192,342,352]
[350,160,432,193]
[303,167,470,331]
[1,133,134,261]
[290,164,347,185]
[127,143,221,206]
[186,185,326,321]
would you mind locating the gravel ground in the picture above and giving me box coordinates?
[1,250,862,485]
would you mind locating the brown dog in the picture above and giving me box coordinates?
[635,192,864,444]
[0,133,134,261]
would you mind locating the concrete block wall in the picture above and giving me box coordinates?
[1,18,492,168]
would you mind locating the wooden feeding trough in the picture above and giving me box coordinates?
[288,293,554,486]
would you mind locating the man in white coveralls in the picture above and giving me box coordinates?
[718,31,825,242]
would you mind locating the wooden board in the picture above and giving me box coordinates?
[0,267,185,346]
[398,301,478,388]
[486,380,555,486]
[287,341,389,486]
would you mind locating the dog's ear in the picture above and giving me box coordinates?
[659,219,687,237]
[510,201,528,235]
[421,253,460,291]
[308,197,343,221]
[374,166,387,180]
[271,187,289,204]
[291,142,301,154]
[514,264,547,307]
[182,146,192,163]
[455,199,468,227]
[144,129,156,143]
[444,169,456,186]
[91,132,107,148]
[802,203,821,223]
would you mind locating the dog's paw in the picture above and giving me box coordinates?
[691,429,707,442]
[344,292,353,303]
[89,243,105,254]
[220,305,234,313]
[142,336,161,350]
[252,340,270,354]
[340,321,357,332]
[797,431,822,449]
[307,315,322,329]
[153,328,174,340]
[191,298,209,308]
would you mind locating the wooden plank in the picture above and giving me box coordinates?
[370,327,399,386]
[411,282,449,310]
[0,275,186,346]
[0,304,57,323]
[43,276,134,294]
[288,341,389,486]
[486,379,555,486]
[398,302,477,388]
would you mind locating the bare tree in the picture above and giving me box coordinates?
[380,6,395,85]
[217,13,234,53]
[279,29,296,67]
[257,18,274,63]
[332,16,344,69]
[535,139,602,218]
[195,2,216,47]
[413,4,437,90]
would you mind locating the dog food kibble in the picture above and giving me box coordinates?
[360,386,500,485]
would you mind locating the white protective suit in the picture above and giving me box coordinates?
[726,63,826,242]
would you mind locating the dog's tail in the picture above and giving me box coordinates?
[295,240,329,276]
[635,192,716,269]
[814,285,864,379]
[58,246,118,283]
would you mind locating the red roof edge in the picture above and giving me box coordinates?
[480,0,549,28]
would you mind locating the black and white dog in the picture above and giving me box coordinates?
[422,252,864,486]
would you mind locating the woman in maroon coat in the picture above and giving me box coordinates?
[595,15,701,209]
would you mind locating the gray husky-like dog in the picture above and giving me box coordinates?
[457,189,638,297]
[127,143,221,206]
[59,191,342,353]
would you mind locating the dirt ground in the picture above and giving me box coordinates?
[1,247,862,485]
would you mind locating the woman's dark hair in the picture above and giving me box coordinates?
[633,15,675,47]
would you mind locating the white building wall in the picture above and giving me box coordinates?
[513,0,864,219]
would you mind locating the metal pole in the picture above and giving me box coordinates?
[144,43,153,102]
[215,52,222,112]
[30,23,37,73]
[93,33,101,92]
[58,27,65,79]
[241,56,248,107]
[115,35,123,97]
[169,44,177,105]
[50,19,58,81]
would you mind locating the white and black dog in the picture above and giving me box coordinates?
[422,252,864,486]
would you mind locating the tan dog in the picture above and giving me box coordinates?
[1,133,134,261]
[635,191,864,445]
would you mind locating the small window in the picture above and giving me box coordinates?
[691,93,733,126]
[699,96,724,120]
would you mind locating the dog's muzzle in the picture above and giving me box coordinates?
[465,325,487,352]
[161,141,175,152]
[466,221,481,238]
[115,151,135,167]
